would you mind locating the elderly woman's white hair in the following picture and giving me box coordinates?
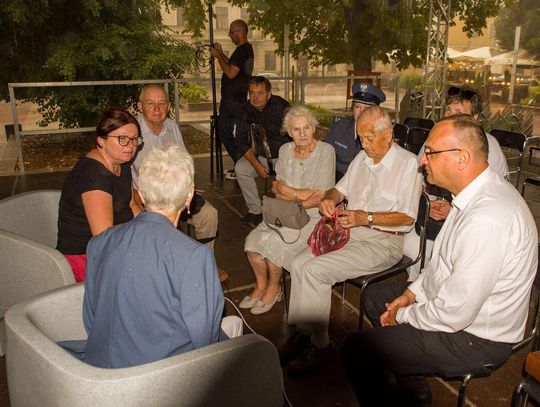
[282,105,319,132]
[138,146,194,213]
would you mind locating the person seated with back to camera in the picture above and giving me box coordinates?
[60,146,242,369]
[403,86,509,282]
[234,75,291,225]
[278,106,423,375]
[240,105,335,315]
[325,82,386,181]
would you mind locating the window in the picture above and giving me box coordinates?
[176,8,184,28]
[488,22,496,40]
[265,51,276,71]
[241,8,249,24]
[216,7,228,30]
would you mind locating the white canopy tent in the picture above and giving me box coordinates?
[485,50,539,66]
[454,46,492,61]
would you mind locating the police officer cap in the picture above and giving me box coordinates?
[352,83,386,106]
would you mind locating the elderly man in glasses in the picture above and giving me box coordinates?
[404,87,509,281]
[132,84,227,282]
[341,114,537,406]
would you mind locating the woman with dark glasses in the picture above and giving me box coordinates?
[57,109,143,281]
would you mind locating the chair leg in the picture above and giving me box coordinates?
[457,374,472,407]
[281,273,288,315]
[358,282,369,330]
[341,282,346,304]
[510,381,526,407]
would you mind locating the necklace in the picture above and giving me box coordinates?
[294,141,317,157]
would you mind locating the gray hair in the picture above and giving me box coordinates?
[138,84,167,101]
[138,146,194,213]
[282,105,318,132]
[358,106,392,132]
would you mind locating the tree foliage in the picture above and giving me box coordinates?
[0,0,195,127]
[495,0,540,61]
[181,0,507,71]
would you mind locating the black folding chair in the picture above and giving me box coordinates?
[454,265,540,407]
[406,127,430,156]
[490,129,528,187]
[345,192,430,329]
[404,117,435,131]
[393,123,409,148]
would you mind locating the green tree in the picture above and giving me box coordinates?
[495,0,540,60]
[0,0,194,127]
[180,0,507,71]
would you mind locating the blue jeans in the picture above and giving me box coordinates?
[218,97,243,162]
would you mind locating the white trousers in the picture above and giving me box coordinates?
[221,315,243,338]
[288,227,403,333]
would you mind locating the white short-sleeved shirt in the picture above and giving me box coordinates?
[398,167,538,343]
[335,143,423,234]
[131,116,188,188]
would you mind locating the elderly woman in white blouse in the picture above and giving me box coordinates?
[240,105,336,315]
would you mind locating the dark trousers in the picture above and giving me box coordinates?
[218,97,242,162]
[340,282,512,407]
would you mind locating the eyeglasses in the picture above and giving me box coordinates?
[106,135,143,147]
[141,101,169,110]
[423,147,462,157]
[447,86,476,101]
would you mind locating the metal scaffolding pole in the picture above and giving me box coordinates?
[423,0,451,121]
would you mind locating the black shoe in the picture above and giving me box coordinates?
[287,341,335,375]
[278,332,310,366]
[240,212,262,224]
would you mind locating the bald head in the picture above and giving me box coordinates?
[230,19,248,33]
[139,85,166,102]
[438,113,488,163]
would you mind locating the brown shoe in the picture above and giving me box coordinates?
[218,268,229,283]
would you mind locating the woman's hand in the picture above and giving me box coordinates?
[272,179,286,195]
[430,199,451,221]
[302,190,325,208]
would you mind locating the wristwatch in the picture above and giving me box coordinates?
[367,212,374,227]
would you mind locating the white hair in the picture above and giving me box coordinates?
[282,105,318,132]
[357,106,392,132]
[138,146,194,213]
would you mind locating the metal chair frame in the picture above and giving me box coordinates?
[393,123,409,148]
[403,117,435,131]
[346,193,431,329]
[456,276,540,407]
[405,127,431,156]
[490,129,529,187]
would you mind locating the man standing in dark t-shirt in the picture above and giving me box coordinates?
[210,19,254,173]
